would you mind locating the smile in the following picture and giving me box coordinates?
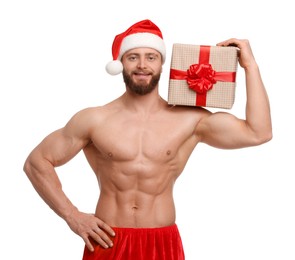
[133,72,151,80]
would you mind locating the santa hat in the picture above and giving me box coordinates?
[105,19,166,75]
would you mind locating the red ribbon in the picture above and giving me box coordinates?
[169,46,236,106]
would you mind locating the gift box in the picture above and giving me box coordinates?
[168,43,238,109]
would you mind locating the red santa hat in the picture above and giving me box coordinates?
[105,19,166,75]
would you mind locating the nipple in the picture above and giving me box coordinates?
[108,152,113,157]
[166,150,171,155]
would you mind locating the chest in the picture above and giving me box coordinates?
[90,115,195,161]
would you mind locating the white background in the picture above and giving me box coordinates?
[1,0,294,259]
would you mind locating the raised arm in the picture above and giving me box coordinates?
[196,39,272,149]
[23,108,115,251]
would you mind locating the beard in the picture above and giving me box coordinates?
[123,69,161,96]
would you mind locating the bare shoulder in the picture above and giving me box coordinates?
[66,106,103,127]
[65,99,123,133]
[165,103,212,122]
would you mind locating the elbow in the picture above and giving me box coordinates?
[260,132,273,144]
[23,153,39,178]
[23,152,54,179]
[23,157,33,177]
[254,129,273,146]
[245,119,273,146]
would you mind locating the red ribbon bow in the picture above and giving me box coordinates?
[187,63,216,94]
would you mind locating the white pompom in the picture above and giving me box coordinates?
[105,60,123,75]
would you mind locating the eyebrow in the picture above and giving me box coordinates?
[126,52,160,57]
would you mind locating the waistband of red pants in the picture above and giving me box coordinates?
[111,223,179,234]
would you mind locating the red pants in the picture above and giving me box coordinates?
[82,224,185,260]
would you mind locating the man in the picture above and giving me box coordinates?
[23,19,272,259]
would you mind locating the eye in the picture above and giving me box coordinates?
[147,55,157,61]
[127,55,137,61]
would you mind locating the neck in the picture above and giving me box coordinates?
[121,87,164,114]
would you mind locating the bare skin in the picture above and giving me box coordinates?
[23,39,272,252]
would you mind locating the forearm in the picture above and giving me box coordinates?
[23,154,78,221]
[24,151,115,251]
[244,63,272,142]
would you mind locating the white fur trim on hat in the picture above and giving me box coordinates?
[118,32,166,62]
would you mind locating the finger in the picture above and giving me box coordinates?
[96,219,116,237]
[83,236,94,252]
[91,214,115,236]
[216,38,239,47]
[90,230,113,248]
[94,226,114,247]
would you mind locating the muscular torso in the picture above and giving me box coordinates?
[82,99,205,228]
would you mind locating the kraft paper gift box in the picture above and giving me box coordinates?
[168,43,238,109]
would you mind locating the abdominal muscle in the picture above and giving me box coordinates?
[93,160,178,228]
[95,188,176,228]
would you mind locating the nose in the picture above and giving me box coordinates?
[136,57,146,69]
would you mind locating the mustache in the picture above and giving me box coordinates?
[132,69,152,75]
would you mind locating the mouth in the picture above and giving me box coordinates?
[132,70,152,81]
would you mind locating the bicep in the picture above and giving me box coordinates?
[196,112,256,149]
[35,110,92,166]
[34,128,86,167]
